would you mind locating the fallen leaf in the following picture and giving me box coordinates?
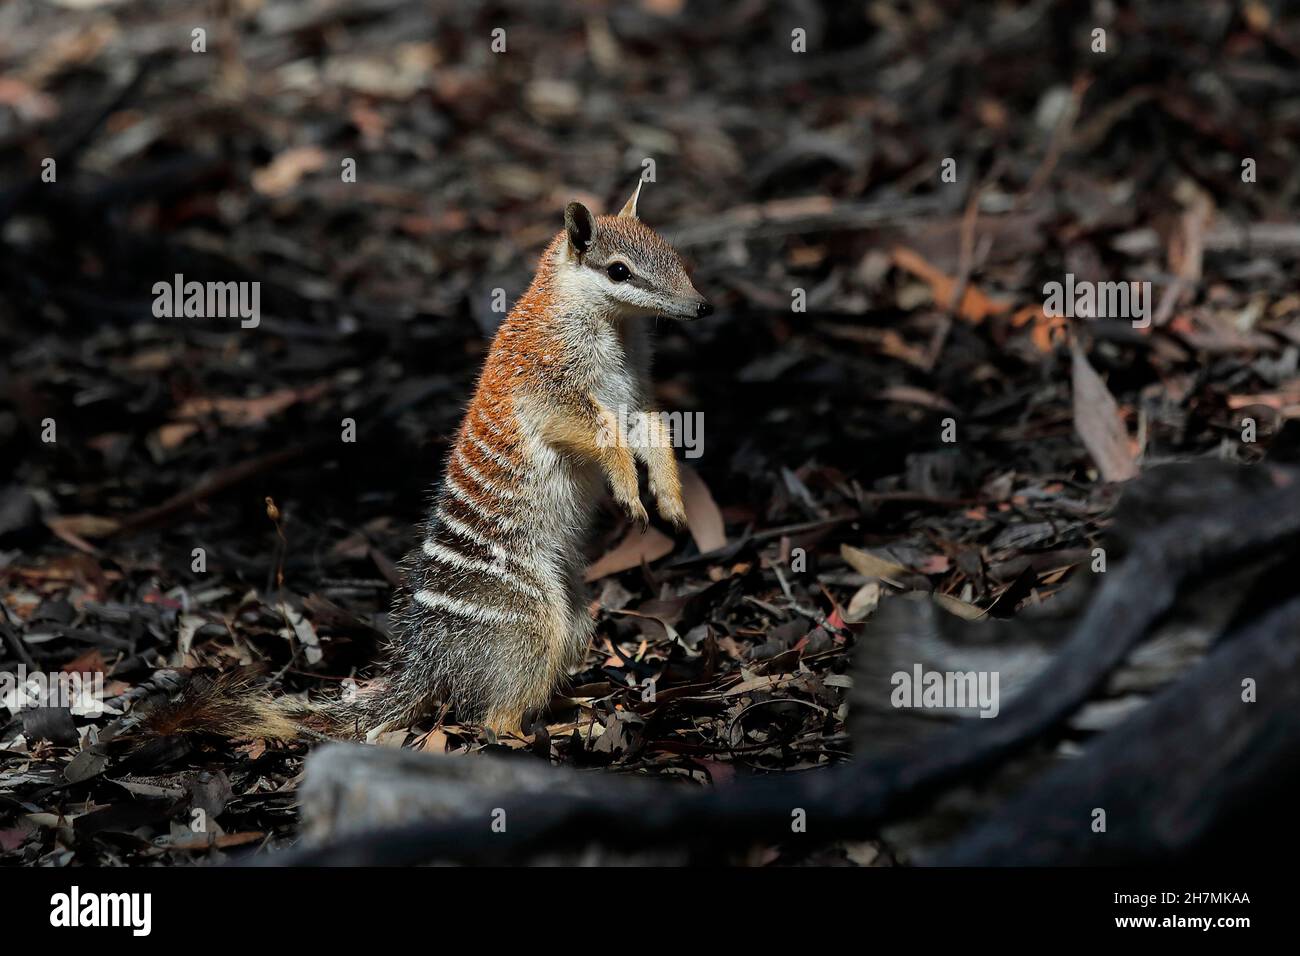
[679,463,727,553]
[845,841,880,865]
[844,581,881,623]
[45,514,119,544]
[840,544,909,583]
[415,729,450,753]
[252,145,327,197]
[606,608,680,642]
[1071,344,1139,482]
[166,831,266,851]
[155,422,199,449]
[931,592,988,621]
[1011,304,1067,352]
[641,0,685,15]
[0,823,35,853]
[916,554,951,574]
[891,245,1015,323]
[61,648,106,674]
[0,77,58,122]
[584,526,675,581]
[873,384,958,413]
[173,382,330,428]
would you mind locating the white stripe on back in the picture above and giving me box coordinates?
[422,537,542,600]
[465,425,524,478]
[452,446,518,501]
[414,589,527,627]
[474,406,509,439]
[437,510,511,562]
[443,473,517,530]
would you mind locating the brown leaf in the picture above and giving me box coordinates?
[606,608,679,641]
[873,384,958,414]
[931,591,988,621]
[0,77,57,122]
[840,544,909,583]
[172,382,330,428]
[45,514,118,546]
[891,246,1014,323]
[1011,304,1068,353]
[62,648,107,675]
[679,463,727,553]
[167,831,266,851]
[251,146,326,197]
[1071,344,1139,482]
[584,527,675,581]
[844,581,881,623]
[641,0,685,15]
[155,422,199,449]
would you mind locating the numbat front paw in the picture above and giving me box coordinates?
[624,498,650,530]
[656,492,687,530]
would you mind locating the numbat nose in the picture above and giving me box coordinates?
[696,300,714,318]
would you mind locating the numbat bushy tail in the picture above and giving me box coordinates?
[140,181,711,742]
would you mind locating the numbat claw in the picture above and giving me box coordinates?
[628,500,651,530]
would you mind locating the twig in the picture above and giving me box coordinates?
[109,442,325,537]
[667,195,952,248]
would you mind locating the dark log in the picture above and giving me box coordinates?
[930,592,1300,864]
[294,743,684,865]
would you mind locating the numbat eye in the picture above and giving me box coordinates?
[607,262,631,282]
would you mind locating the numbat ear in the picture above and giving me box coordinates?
[564,201,596,255]
[617,179,643,219]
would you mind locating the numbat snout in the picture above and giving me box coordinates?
[372,180,711,735]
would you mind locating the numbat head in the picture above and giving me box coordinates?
[556,182,712,321]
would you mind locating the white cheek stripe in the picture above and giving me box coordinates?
[422,538,543,601]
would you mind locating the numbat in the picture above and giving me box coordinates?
[366,181,709,735]
[136,182,710,743]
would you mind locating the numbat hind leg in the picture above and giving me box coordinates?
[482,610,593,737]
[481,666,549,737]
[482,703,528,737]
